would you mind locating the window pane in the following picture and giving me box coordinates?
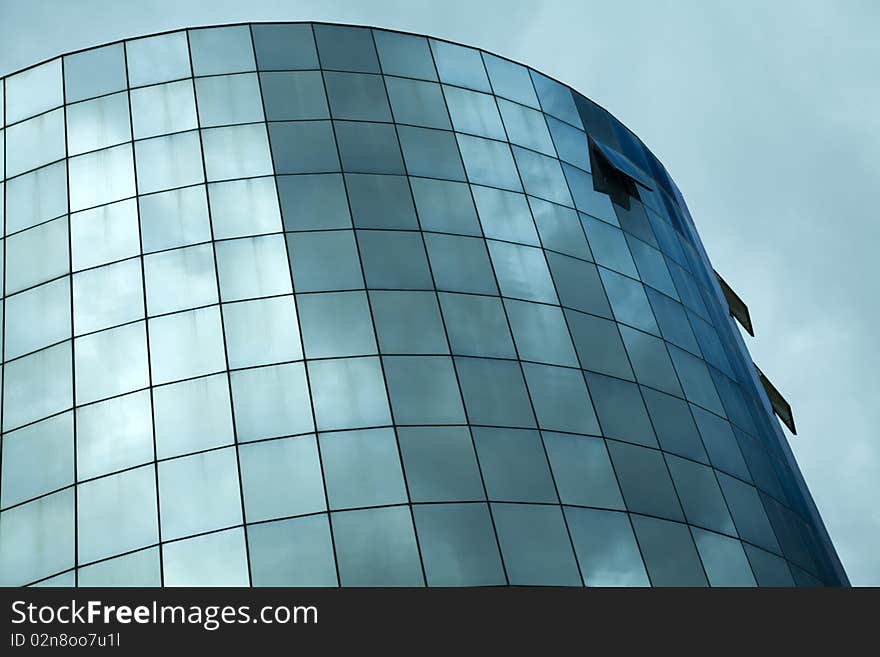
[346,173,417,229]
[414,503,506,586]
[148,306,226,385]
[582,214,638,278]
[324,71,391,122]
[491,502,580,586]
[69,144,136,212]
[646,287,701,354]
[565,507,649,586]
[202,123,274,181]
[240,436,325,521]
[523,363,600,434]
[398,426,484,503]
[357,230,433,290]
[487,240,557,303]
[717,473,780,553]
[268,121,339,174]
[627,235,677,297]
[286,231,363,292]
[397,125,465,180]
[385,77,449,129]
[631,515,707,587]
[370,290,448,355]
[77,465,158,564]
[383,355,465,424]
[135,131,205,195]
[154,373,234,458]
[483,53,538,107]
[567,168,616,223]
[144,243,218,316]
[158,447,243,541]
[70,199,139,272]
[298,291,376,358]
[599,268,660,335]
[209,177,282,239]
[473,427,556,503]
[334,120,404,174]
[505,299,577,366]
[457,134,522,191]
[74,321,149,405]
[430,40,491,92]
[278,174,351,231]
[5,162,68,235]
[195,73,264,127]
[331,506,423,586]
[374,30,436,80]
[6,108,66,178]
[189,26,255,76]
[0,489,73,586]
[440,293,515,358]
[5,59,62,124]
[307,357,391,431]
[261,71,329,121]
[743,544,794,586]
[499,99,554,155]
[64,43,126,103]
[230,363,313,442]
[547,117,591,171]
[530,71,581,127]
[139,185,211,253]
[692,529,756,587]
[607,440,683,521]
[76,390,153,479]
[126,32,191,87]
[425,233,497,295]
[666,454,736,535]
[691,405,751,480]
[162,527,249,586]
[641,387,708,463]
[668,344,725,415]
[5,278,70,360]
[247,515,337,587]
[544,433,623,509]
[1,413,72,508]
[66,92,131,156]
[314,24,380,74]
[78,547,161,587]
[443,86,505,140]
[455,357,535,428]
[410,178,480,236]
[130,80,198,140]
[320,427,407,509]
[586,373,657,447]
[548,254,611,317]
[252,23,319,70]
[618,325,682,396]
[530,197,591,260]
[472,185,539,245]
[215,235,292,301]
[223,296,302,368]
[3,342,72,431]
[5,217,69,295]
[72,258,144,335]
[564,310,632,379]
[512,146,572,206]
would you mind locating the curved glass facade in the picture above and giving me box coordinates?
[0,22,846,587]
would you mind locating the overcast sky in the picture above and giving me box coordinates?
[2,0,877,585]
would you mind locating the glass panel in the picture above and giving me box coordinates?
[64,43,126,103]
[398,125,465,181]
[383,355,466,424]
[153,373,234,458]
[440,293,516,358]
[6,108,66,178]
[641,387,708,463]
[586,373,657,447]
[230,363,313,442]
[331,506,424,586]
[139,185,211,253]
[247,515,337,587]
[313,24,380,74]
[131,80,199,140]
[457,134,522,192]
[335,120,404,175]
[668,345,725,414]
[743,544,794,586]
[5,278,70,360]
[157,447,243,541]
[630,515,707,587]
[1,413,73,508]
[298,291,376,358]
[346,173,417,229]
[564,310,631,379]
[498,99,555,155]
[717,472,781,553]
[70,201,137,274]
[565,507,650,586]
[5,162,68,235]
[512,146,572,206]
[454,357,535,428]
[307,357,391,431]
[324,71,391,122]
[370,290,448,355]
[530,197,591,259]
[0,489,73,586]
[410,178,480,236]
[215,234,292,302]
[239,435,325,521]
[209,176,282,239]
[357,230,433,290]
[430,40,491,92]
[72,258,143,335]
[606,440,683,521]
[692,529,756,587]
[76,390,153,480]
[626,235,677,297]
[78,548,161,587]
[69,144,136,212]
[268,121,339,174]
[666,454,736,535]
[144,243,217,316]
[202,123,274,181]
[691,405,751,480]
[505,299,577,366]
[260,72,329,121]
[544,433,623,509]
[549,255,611,319]
[547,117,591,171]
[473,427,556,503]
[398,426,484,503]
[74,321,150,405]
[523,363,600,434]
[491,502,581,585]
[223,296,302,368]
[618,325,682,396]
[286,231,363,292]
[252,23,319,70]
[189,26,255,76]
[5,59,63,124]
[530,71,581,127]
[3,342,72,431]
[472,185,539,245]
[487,240,557,303]
[135,131,205,195]
[162,527,249,587]
[126,32,191,87]
[483,53,539,107]
[646,287,701,354]
[374,30,436,80]
[278,174,350,230]
[77,465,158,564]
[320,427,407,509]
[195,73,264,127]
[425,233,497,295]
[147,306,226,385]
[5,217,69,295]
[66,92,131,157]
[599,268,660,335]
[582,214,638,277]
[443,85,505,140]
[414,503,506,586]
[567,168,616,222]
[385,77,449,129]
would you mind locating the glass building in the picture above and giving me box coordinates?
[0,22,847,587]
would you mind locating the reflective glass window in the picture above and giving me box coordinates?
[147,306,226,385]
[223,296,302,368]
[586,372,656,447]
[383,355,465,424]
[5,278,71,360]
[278,174,351,231]
[6,108,66,178]
[692,529,756,587]
[499,99,554,155]
[472,185,539,245]
[69,144,136,212]
[530,197,591,259]
[66,92,130,156]
[346,174,417,229]
[640,387,708,463]
[189,26,255,76]
[215,234,292,301]
[618,325,682,396]
[398,125,465,180]
[153,373,234,458]
[195,73,264,127]
[473,427,556,503]
[607,440,683,521]
[78,548,161,587]
[308,357,391,431]
[410,178,480,236]
[646,288,701,354]
[286,231,363,292]
[547,117,591,172]
[565,507,650,586]
[630,515,707,587]
[209,176,282,239]
[230,363,313,441]
[5,59,62,124]
[744,544,794,586]
[74,321,150,405]
[691,405,751,480]
[385,77,449,129]
[144,243,218,316]
[548,254,611,318]
[523,363,600,434]
[530,71,581,127]
[157,447,243,541]
[512,146,572,206]
[5,162,68,235]
[374,30,436,80]
[334,120,404,175]
[544,433,623,509]
[439,293,516,359]
[491,502,581,586]
[76,390,153,479]
[260,71,329,120]
[370,290,448,355]
[1,413,73,508]
[72,258,144,335]
[298,291,376,359]
[324,71,391,122]
[5,217,69,295]
[320,428,407,509]
[505,299,577,367]
[483,53,538,108]
[162,527,249,587]
[626,235,677,298]
[126,32,191,87]
[487,240,557,303]
[666,454,736,536]
[331,506,424,586]
[567,167,617,223]
[0,489,73,586]
[248,515,337,587]
[314,24,380,74]
[668,346,725,415]
[582,214,638,277]
[202,123,274,181]
[425,233,497,295]
[457,134,522,192]
[139,185,211,253]
[240,436,325,521]
[443,85,505,140]
[64,43,126,103]
[599,268,660,335]
[430,40,491,92]
[454,357,535,428]
[357,230,433,290]
[268,121,339,174]
[252,23,319,70]
[398,426,484,502]
[717,473,780,553]
[2,342,72,431]
[71,199,139,271]
[134,131,205,195]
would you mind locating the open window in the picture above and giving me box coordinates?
[755,365,797,435]
[715,271,755,336]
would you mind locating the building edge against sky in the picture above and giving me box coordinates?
[0,21,848,586]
